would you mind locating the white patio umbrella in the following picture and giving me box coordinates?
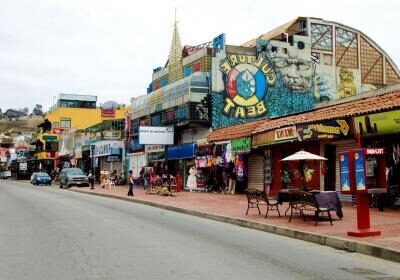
[280,150,327,161]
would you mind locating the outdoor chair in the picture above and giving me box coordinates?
[245,189,281,218]
[289,191,332,226]
[105,179,116,189]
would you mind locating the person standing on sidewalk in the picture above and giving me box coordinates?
[88,170,95,190]
[227,161,236,195]
[127,170,134,196]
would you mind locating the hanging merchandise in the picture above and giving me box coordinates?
[235,154,247,182]
[303,166,315,183]
[207,156,213,167]
[225,143,232,168]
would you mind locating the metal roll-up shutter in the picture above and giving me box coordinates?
[247,153,264,191]
[335,140,359,202]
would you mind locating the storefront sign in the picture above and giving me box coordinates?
[297,119,350,141]
[139,126,174,145]
[106,155,121,162]
[275,126,297,141]
[101,108,115,117]
[231,137,251,154]
[339,153,350,192]
[354,149,366,191]
[74,148,82,159]
[19,162,27,171]
[43,135,58,141]
[354,110,400,136]
[103,130,121,140]
[52,128,61,134]
[196,138,209,146]
[93,141,124,157]
[145,145,165,153]
[366,148,384,155]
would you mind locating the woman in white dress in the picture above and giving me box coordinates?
[186,166,197,192]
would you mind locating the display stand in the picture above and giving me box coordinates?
[339,148,385,237]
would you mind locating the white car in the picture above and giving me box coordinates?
[0,170,11,179]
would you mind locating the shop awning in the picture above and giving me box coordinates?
[166,144,195,160]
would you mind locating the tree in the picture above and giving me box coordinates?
[4,109,18,119]
[32,104,43,116]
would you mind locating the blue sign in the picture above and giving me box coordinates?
[354,149,366,191]
[339,153,350,192]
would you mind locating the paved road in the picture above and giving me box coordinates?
[1,180,399,280]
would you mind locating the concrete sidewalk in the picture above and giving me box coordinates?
[69,184,400,263]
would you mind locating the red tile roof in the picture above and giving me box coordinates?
[208,119,265,142]
[208,85,400,142]
[253,87,400,134]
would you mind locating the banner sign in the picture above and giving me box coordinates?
[354,149,366,191]
[354,110,400,136]
[139,126,174,145]
[297,119,350,141]
[339,153,350,192]
[231,137,251,154]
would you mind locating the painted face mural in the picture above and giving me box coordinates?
[271,49,313,93]
[211,35,318,129]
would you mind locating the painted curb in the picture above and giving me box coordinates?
[69,188,400,263]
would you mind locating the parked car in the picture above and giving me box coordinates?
[59,168,89,189]
[0,170,11,179]
[31,172,52,186]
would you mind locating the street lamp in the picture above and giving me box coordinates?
[90,144,95,189]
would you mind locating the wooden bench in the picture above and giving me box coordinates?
[288,191,333,226]
[245,189,281,218]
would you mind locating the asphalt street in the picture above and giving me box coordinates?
[1,179,399,280]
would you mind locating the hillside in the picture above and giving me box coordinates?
[0,115,44,135]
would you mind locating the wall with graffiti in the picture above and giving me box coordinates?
[211,18,400,129]
[212,34,324,128]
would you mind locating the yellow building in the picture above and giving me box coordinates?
[35,94,130,168]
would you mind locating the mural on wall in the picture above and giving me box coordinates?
[337,67,357,98]
[212,34,321,128]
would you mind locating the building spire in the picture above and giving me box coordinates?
[168,8,182,68]
[167,8,183,83]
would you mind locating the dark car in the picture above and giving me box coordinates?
[31,172,52,186]
[59,168,89,189]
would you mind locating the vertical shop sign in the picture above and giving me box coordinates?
[339,153,350,192]
[354,149,366,191]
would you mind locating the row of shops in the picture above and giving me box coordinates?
[126,92,400,197]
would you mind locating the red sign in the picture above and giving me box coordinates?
[53,128,61,134]
[101,108,115,117]
[365,148,384,155]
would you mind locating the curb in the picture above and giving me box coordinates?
[69,188,400,263]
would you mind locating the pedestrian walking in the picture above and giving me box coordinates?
[127,170,134,196]
[88,170,95,190]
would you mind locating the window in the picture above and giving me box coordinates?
[53,122,59,129]
[60,118,71,128]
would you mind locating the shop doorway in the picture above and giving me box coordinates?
[324,144,336,191]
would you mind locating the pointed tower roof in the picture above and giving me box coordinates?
[168,10,183,66]
[167,9,184,83]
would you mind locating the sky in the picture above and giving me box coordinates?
[0,0,399,113]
